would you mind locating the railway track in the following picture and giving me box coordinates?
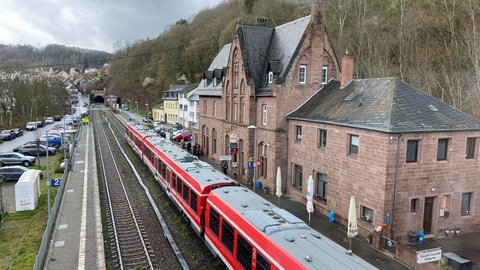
[92,108,223,270]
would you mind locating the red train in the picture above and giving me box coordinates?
[125,122,377,270]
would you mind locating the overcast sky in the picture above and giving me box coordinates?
[0,0,225,53]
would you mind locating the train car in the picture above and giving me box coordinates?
[204,186,377,270]
[125,121,239,235]
[124,122,154,156]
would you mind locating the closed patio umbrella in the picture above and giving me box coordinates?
[347,195,358,255]
[306,175,314,224]
[276,166,282,206]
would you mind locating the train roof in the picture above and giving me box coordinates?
[126,122,237,190]
[210,186,377,270]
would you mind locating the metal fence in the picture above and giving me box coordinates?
[380,234,397,255]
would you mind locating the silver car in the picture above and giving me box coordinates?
[0,152,36,167]
[18,144,57,156]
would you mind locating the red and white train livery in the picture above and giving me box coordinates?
[124,122,377,270]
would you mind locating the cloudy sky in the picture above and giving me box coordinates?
[0,0,226,53]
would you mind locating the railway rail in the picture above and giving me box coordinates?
[92,108,222,270]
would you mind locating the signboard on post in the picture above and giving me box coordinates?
[416,248,442,264]
[219,156,232,161]
[50,178,61,187]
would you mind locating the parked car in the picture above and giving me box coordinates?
[35,120,45,128]
[172,122,183,130]
[13,140,49,152]
[12,128,23,137]
[45,117,54,124]
[172,130,192,142]
[53,115,62,121]
[41,135,62,147]
[0,129,16,141]
[18,144,57,156]
[0,166,30,181]
[25,122,37,131]
[0,152,36,167]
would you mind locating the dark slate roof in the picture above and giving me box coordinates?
[196,43,231,97]
[178,83,198,95]
[287,78,480,133]
[239,16,311,96]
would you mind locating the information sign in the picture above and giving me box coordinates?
[50,178,61,187]
[416,248,442,264]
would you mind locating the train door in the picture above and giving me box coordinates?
[423,197,434,234]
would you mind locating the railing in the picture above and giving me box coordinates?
[380,234,397,255]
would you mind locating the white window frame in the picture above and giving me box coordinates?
[262,104,267,125]
[268,71,274,84]
[322,65,328,85]
[299,65,306,84]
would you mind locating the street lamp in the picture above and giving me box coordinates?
[135,101,139,122]
[247,125,257,193]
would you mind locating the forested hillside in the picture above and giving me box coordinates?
[0,44,110,69]
[107,0,480,118]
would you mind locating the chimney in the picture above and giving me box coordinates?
[311,0,326,26]
[341,51,354,87]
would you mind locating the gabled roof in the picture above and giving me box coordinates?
[196,43,231,97]
[238,16,311,93]
[178,83,198,95]
[287,78,480,133]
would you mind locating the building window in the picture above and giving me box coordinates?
[202,100,207,115]
[240,100,245,123]
[466,137,476,159]
[316,172,328,199]
[293,164,303,190]
[349,134,359,155]
[233,102,238,122]
[268,71,274,84]
[295,125,302,142]
[212,129,217,154]
[322,65,328,85]
[411,198,419,212]
[213,101,217,117]
[437,138,449,161]
[361,206,374,223]
[262,104,267,126]
[318,129,327,148]
[299,65,306,84]
[406,140,419,163]
[461,193,471,216]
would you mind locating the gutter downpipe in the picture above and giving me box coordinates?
[391,133,403,239]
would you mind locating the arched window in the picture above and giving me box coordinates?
[212,129,217,154]
[233,48,239,89]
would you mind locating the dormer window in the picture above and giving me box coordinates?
[268,71,274,84]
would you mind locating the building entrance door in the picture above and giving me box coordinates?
[423,197,434,234]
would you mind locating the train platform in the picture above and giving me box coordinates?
[45,124,105,270]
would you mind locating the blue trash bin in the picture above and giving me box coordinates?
[255,180,262,189]
[329,211,335,223]
[418,230,424,243]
